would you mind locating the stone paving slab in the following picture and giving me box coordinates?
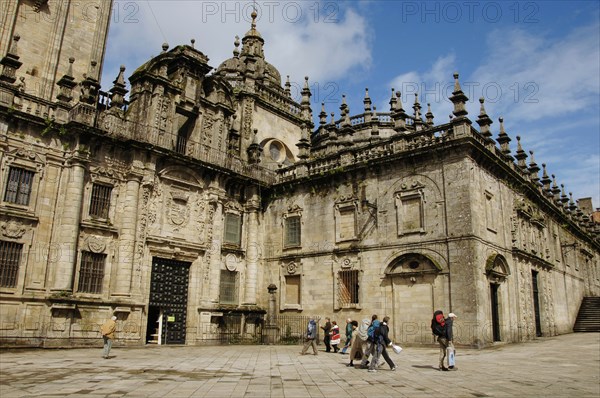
[0,333,598,397]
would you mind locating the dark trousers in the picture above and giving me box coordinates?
[323,335,331,352]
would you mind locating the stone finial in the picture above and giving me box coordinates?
[540,164,552,196]
[396,91,404,112]
[568,192,578,212]
[371,106,379,136]
[496,117,513,160]
[425,103,434,126]
[284,75,291,96]
[560,184,569,207]
[341,95,351,128]
[79,60,101,105]
[56,57,77,103]
[191,38,195,48]
[233,35,240,57]
[528,150,541,184]
[109,65,128,108]
[389,88,397,111]
[551,174,561,200]
[319,102,327,126]
[67,57,75,77]
[449,72,469,118]
[391,91,407,132]
[328,111,338,140]
[161,43,169,53]
[251,8,258,30]
[476,97,493,139]
[363,87,372,112]
[514,136,528,171]
[300,76,312,122]
[412,93,423,130]
[0,34,23,84]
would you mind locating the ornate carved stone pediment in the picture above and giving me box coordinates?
[1,219,28,238]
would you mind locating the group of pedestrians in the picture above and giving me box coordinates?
[300,314,398,372]
[301,311,457,372]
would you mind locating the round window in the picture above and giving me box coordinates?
[268,140,285,163]
[408,261,420,270]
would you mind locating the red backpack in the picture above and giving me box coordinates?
[431,310,446,337]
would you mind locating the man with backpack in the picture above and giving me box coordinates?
[300,317,318,355]
[431,309,453,371]
[359,314,379,369]
[368,316,397,372]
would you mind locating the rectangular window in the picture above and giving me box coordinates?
[224,213,242,246]
[285,274,301,305]
[89,184,112,218]
[77,251,106,294]
[4,167,34,205]
[219,270,238,304]
[338,208,356,240]
[0,241,23,288]
[284,216,301,247]
[338,270,359,306]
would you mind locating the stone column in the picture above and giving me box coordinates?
[113,174,141,296]
[208,198,223,303]
[264,284,279,344]
[243,191,260,305]
[52,159,86,291]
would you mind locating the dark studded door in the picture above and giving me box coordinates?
[149,258,191,344]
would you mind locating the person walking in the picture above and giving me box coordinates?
[330,321,341,353]
[346,320,363,367]
[368,316,396,372]
[340,318,353,354]
[100,315,117,359]
[431,310,449,371]
[321,317,332,352]
[359,314,379,368]
[300,317,318,355]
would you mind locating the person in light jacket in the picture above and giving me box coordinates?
[100,316,117,359]
[300,317,318,355]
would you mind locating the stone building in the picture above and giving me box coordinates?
[0,2,598,348]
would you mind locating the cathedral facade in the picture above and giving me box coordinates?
[0,2,598,348]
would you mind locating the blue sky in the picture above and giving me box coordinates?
[101,0,600,207]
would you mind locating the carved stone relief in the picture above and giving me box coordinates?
[1,220,27,238]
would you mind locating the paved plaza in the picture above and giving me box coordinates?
[0,333,598,397]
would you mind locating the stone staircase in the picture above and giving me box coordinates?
[573,297,600,332]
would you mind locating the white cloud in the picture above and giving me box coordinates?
[101,1,371,91]
[471,22,600,122]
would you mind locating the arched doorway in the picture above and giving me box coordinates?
[385,253,442,344]
[486,254,510,342]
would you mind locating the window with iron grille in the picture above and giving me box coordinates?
[77,251,106,294]
[338,269,359,305]
[89,183,112,218]
[284,216,301,247]
[219,270,238,304]
[0,241,22,288]
[4,167,34,205]
[224,213,242,246]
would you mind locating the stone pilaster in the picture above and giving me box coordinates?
[113,174,141,296]
[208,198,223,303]
[243,191,260,305]
[51,158,86,291]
